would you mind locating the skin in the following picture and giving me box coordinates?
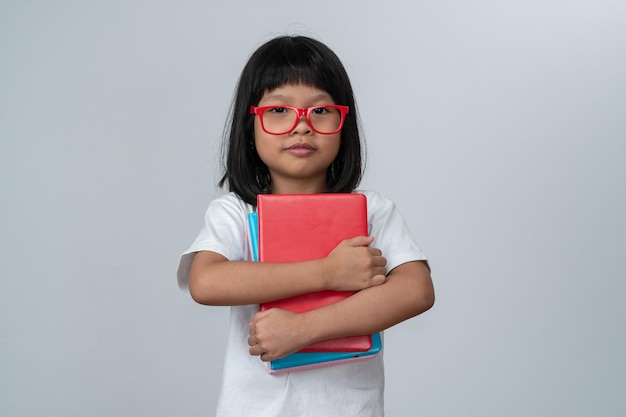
[253,84,342,195]
[189,83,435,362]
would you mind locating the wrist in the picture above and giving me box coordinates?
[298,310,325,347]
[316,257,333,291]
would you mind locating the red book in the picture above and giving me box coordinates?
[258,193,372,352]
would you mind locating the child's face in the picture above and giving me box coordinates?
[254,83,341,194]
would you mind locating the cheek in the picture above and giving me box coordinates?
[253,121,267,150]
[253,126,276,164]
[328,135,342,158]
[253,118,263,144]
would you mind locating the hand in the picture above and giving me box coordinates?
[248,309,309,361]
[323,235,387,291]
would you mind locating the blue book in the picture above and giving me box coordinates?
[269,332,381,373]
[247,212,381,374]
[248,212,260,262]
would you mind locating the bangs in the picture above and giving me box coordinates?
[247,38,344,104]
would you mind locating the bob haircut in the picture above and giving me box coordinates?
[218,35,364,206]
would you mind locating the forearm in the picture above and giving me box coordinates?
[301,261,434,343]
[189,251,328,306]
[248,260,433,361]
[189,236,387,306]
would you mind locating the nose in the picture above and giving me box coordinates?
[291,113,312,135]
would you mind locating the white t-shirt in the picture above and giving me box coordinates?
[177,190,426,417]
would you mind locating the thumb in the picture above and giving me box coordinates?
[250,310,268,327]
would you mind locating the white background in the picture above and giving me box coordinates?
[1,1,625,416]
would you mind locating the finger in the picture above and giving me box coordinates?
[373,255,387,267]
[371,274,387,285]
[249,311,269,334]
[247,334,256,347]
[345,235,374,247]
[253,309,271,321]
[368,247,383,256]
[374,265,388,276]
[249,345,262,356]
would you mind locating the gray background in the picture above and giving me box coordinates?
[1,1,625,416]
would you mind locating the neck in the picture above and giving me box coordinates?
[269,177,328,195]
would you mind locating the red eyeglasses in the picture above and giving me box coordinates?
[250,105,349,135]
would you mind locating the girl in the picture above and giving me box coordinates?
[177,35,435,417]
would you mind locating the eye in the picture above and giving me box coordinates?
[311,106,330,115]
[268,107,289,114]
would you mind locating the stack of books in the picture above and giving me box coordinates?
[248,193,381,374]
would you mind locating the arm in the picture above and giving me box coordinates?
[188,235,388,306]
[248,260,434,361]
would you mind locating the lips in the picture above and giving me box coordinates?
[285,142,315,156]
[286,142,314,150]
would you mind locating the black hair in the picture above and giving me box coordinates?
[218,35,364,206]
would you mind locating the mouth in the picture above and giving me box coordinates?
[285,142,316,156]
[286,142,315,151]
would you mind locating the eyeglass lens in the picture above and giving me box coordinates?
[261,107,342,134]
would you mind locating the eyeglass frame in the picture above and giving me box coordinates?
[249,105,349,135]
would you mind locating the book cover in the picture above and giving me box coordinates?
[257,193,372,352]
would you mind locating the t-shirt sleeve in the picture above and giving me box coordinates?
[365,190,427,273]
[177,195,249,291]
